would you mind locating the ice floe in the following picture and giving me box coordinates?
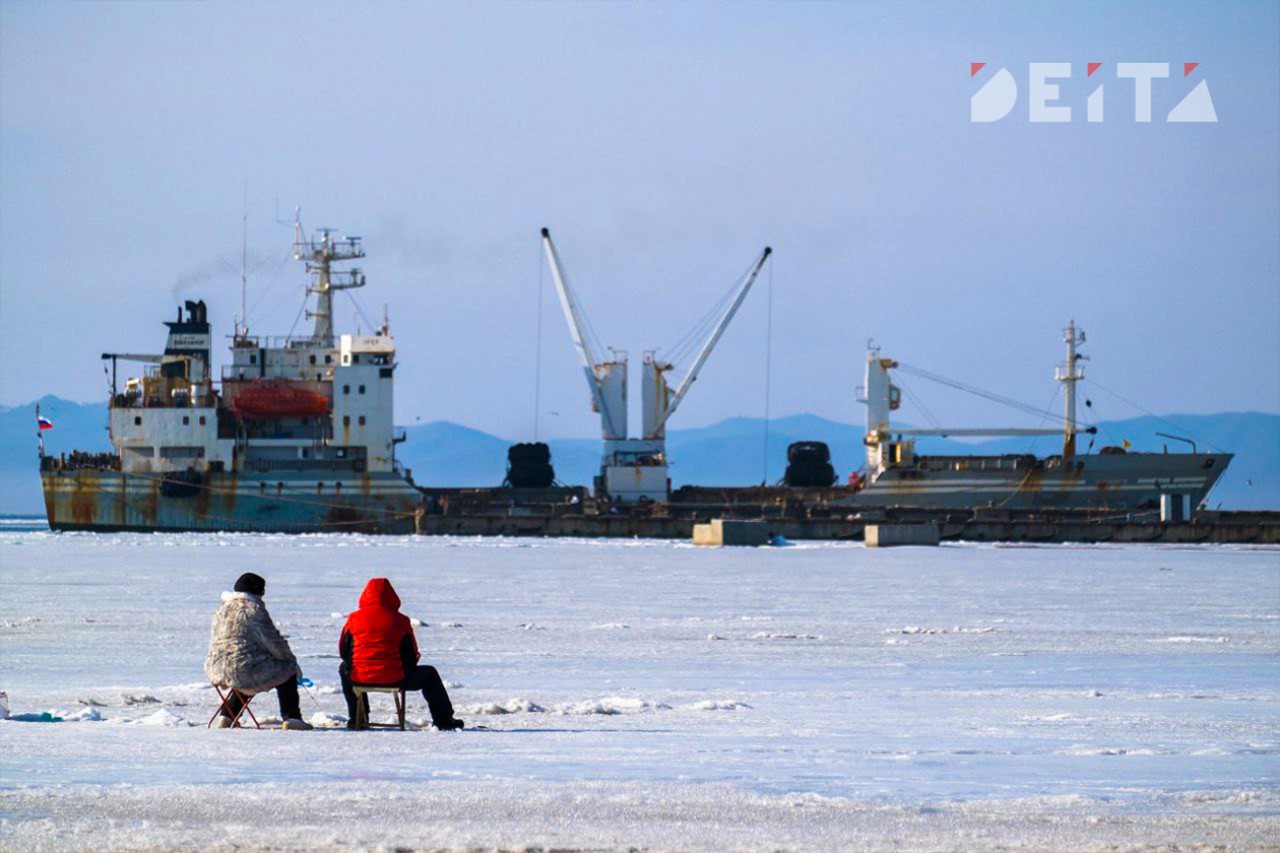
[889,626,995,635]
[554,696,672,715]
[683,699,751,711]
[751,631,820,640]
[134,709,190,727]
[460,698,546,715]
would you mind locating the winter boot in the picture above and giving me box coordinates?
[281,718,314,731]
[213,715,233,729]
[434,718,465,731]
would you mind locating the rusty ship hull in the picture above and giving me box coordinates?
[41,465,424,534]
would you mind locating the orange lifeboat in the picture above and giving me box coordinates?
[230,380,330,419]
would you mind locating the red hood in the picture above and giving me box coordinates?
[358,578,401,611]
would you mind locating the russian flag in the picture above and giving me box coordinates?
[37,415,53,431]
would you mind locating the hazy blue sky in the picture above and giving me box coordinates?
[2,1,1277,440]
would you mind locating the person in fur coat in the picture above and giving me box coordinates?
[205,572,313,730]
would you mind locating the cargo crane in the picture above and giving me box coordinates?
[858,321,1098,479]
[541,227,771,502]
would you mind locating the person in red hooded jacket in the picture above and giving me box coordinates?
[339,578,464,730]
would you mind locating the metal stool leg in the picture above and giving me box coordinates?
[209,686,261,730]
[235,691,261,729]
[208,686,235,728]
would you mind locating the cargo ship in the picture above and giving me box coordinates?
[40,225,428,533]
[839,323,1231,514]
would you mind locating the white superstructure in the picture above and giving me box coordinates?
[104,227,401,480]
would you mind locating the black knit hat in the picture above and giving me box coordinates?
[233,572,266,596]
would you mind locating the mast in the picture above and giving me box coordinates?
[238,183,248,338]
[294,212,366,345]
[1057,320,1086,458]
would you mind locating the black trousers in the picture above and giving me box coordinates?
[223,674,301,721]
[340,663,456,725]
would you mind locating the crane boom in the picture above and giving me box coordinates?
[662,246,772,427]
[541,228,623,439]
[100,353,164,363]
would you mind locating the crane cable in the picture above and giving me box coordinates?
[533,245,545,440]
[761,258,773,485]
[894,377,943,431]
[894,363,1057,422]
[1024,384,1063,455]
[663,255,762,372]
[1083,377,1225,453]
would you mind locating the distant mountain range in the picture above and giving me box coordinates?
[3,396,1276,514]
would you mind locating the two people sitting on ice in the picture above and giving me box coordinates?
[204,572,313,731]
[339,578,465,731]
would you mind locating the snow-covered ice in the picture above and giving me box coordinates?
[0,530,1277,850]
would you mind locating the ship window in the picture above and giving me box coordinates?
[199,416,206,425]
[309,355,316,365]
[358,385,366,394]
[325,355,332,364]
[161,446,204,459]
[316,373,322,381]
[250,354,257,365]
[134,416,142,426]
[343,385,350,395]
[301,448,309,459]
[182,416,190,425]
[343,415,351,426]
[352,355,360,364]
[379,367,393,378]
[358,415,366,426]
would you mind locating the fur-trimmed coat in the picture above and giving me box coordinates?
[204,591,299,694]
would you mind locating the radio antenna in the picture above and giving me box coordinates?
[238,181,248,338]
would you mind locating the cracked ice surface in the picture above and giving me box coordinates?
[0,529,1277,850]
